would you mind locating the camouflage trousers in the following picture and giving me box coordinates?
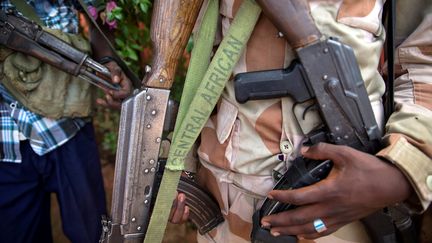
[196,159,372,243]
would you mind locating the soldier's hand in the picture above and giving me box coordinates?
[261,142,413,240]
[96,61,133,109]
[169,192,190,224]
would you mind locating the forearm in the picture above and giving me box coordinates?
[378,87,432,212]
[377,10,432,212]
[89,20,115,60]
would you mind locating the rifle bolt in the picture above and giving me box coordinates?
[146,95,152,101]
[323,48,329,53]
[149,159,155,164]
[146,124,151,129]
[151,110,157,115]
[137,226,142,231]
[132,218,136,222]
[322,75,328,80]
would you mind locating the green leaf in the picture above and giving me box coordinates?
[139,2,148,13]
[111,7,123,20]
[126,46,138,61]
[130,43,142,50]
[115,38,125,47]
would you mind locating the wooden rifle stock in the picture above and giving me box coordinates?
[144,0,203,89]
[255,0,321,49]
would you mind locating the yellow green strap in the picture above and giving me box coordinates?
[144,1,261,242]
[168,0,261,170]
[172,0,220,144]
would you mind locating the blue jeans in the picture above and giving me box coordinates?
[0,123,107,243]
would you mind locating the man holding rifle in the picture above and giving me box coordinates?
[0,1,132,242]
[169,0,432,242]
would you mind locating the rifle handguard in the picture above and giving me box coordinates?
[0,10,120,91]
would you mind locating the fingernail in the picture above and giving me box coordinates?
[271,231,280,237]
[261,221,271,229]
[297,235,305,240]
[301,146,309,154]
[179,194,185,202]
[267,194,273,200]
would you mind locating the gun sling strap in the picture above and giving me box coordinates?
[143,1,261,242]
[383,0,395,121]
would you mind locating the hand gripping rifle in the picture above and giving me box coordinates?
[99,1,223,242]
[233,0,389,242]
[0,9,119,91]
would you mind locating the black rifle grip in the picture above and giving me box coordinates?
[251,158,332,243]
[234,60,312,104]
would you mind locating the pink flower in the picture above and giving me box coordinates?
[88,6,98,20]
[104,1,118,30]
[106,19,117,29]
[106,1,117,12]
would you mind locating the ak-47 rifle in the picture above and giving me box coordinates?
[233,0,393,242]
[99,1,223,242]
[0,9,119,91]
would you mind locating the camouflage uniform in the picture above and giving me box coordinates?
[195,0,432,242]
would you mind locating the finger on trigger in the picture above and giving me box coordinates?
[267,182,329,207]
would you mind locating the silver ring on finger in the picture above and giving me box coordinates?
[313,218,327,233]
